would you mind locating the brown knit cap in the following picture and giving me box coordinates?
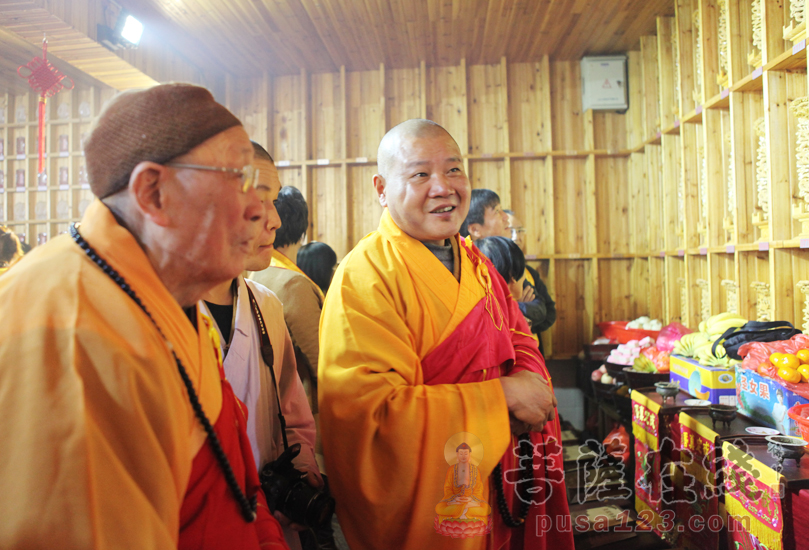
[84,83,242,198]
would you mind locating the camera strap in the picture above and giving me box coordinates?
[244,282,289,451]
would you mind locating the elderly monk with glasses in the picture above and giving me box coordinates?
[0,84,288,550]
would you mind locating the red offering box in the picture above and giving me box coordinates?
[597,321,661,344]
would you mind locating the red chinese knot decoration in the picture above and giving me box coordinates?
[17,37,74,177]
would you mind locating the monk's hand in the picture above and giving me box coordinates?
[500,370,557,429]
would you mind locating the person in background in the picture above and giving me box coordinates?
[0,83,287,549]
[297,242,337,296]
[200,142,322,550]
[459,188,509,240]
[0,226,23,275]
[250,186,322,414]
[504,209,556,354]
[475,236,527,303]
[462,189,553,354]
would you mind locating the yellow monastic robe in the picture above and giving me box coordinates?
[319,210,514,550]
[0,200,221,549]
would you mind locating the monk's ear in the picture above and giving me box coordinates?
[373,174,388,207]
[129,161,172,226]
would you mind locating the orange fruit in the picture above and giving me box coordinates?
[798,364,809,383]
[781,354,801,370]
[771,352,784,366]
[778,367,801,384]
[797,349,809,364]
[758,362,771,376]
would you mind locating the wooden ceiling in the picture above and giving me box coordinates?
[118,0,675,77]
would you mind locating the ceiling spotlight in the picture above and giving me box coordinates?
[98,12,143,51]
[120,15,143,46]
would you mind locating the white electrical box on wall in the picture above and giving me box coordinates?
[580,55,628,111]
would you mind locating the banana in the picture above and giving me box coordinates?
[705,312,746,332]
[707,318,747,338]
[699,320,707,333]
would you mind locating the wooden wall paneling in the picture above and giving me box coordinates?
[729,91,764,244]
[512,159,554,256]
[553,259,588,357]
[467,58,510,203]
[226,74,272,153]
[626,50,645,150]
[641,36,662,140]
[347,165,382,245]
[662,134,684,249]
[593,112,628,152]
[553,159,588,254]
[704,108,727,247]
[346,67,384,159]
[301,68,311,238]
[508,58,552,154]
[675,0,697,115]
[647,144,666,252]
[278,167,304,193]
[468,160,509,202]
[650,257,667,319]
[631,258,652,317]
[385,66,423,129]
[738,250,771,320]
[426,61,469,163]
[595,157,631,254]
[585,110,597,343]
[311,166,349,258]
[698,0,722,102]
[657,17,679,128]
[597,259,635,322]
[550,61,585,151]
[761,0,790,63]
[629,152,651,253]
[766,70,808,241]
[727,0,754,83]
[272,73,305,163]
[310,70,345,161]
[666,256,687,322]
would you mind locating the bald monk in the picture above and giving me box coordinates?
[318,119,574,549]
[0,84,287,550]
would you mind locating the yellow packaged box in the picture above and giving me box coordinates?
[668,354,737,405]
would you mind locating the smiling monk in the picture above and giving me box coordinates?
[318,119,573,550]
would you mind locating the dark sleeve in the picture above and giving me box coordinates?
[527,265,556,333]
[517,291,547,334]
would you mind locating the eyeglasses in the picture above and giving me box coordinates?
[166,163,259,193]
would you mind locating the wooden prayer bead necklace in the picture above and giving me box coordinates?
[70,224,258,523]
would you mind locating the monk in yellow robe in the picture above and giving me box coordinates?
[319,119,573,550]
[0,85,286,550]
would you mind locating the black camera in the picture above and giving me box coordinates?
[259,443,335,529]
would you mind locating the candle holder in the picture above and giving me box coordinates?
[693,8,704,106]
[784,0,807,42]
[753,117,770,241]
[796,280,809,333]
[749,0,764,67]
[791,97,809,237]
[724,132,736,242]
[697,278,710,323]
[722,279,739,314]
[751,281,771,322]
[717,0,730,88]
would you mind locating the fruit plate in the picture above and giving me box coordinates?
[746,427,780,436]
